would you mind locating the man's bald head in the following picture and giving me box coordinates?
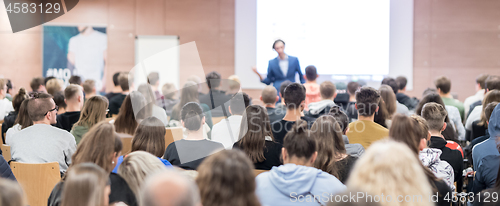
[261,86,278,105]
[141,170,200,206]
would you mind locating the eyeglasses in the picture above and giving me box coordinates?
[44,105,59,116]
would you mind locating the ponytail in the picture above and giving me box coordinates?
[283,121,316,159]
[181,102,204,131]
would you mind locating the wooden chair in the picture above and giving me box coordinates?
[117,133,133,155]
[11,162,61,206]
[212,116,227,125]
[254,169,268,177]
[0,144,10,162]
[0,119,3,124]
[165,127,183,148]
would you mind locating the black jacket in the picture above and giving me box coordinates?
[0,153,15,181]
[429,136,464,192]
[1,111,17,144]
[108,94,127,115]
[54,111,81,132]
[199,90,232,117]
[396,93,419,110]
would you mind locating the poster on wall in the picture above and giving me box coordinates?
[43,25,107,92]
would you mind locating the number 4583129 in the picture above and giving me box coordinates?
[6,3,61,14]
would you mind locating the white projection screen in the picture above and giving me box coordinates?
[235,0,414,90]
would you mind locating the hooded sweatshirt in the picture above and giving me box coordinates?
[256,163,345,206]
[306,100,337,118]
[70,125,89,145]
[472,103,500,170]
[419,148,455,190]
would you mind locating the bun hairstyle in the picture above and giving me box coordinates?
[181,102,204,131]
[12,87,28,112]
[283,121,317,160]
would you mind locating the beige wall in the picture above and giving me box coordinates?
[1,0,499,102]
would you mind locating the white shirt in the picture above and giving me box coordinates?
[466,105,482,130]
[464,90,485,116]
[68,30,107,90]
[396,102,409,115]
[5,124,22,145]
[445,105,466,140]
[211,115,243,149]
[278,55,289,77]
[0,98,14,120]
[152,105,169,126]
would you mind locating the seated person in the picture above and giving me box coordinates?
[2,87,28,143]
[261,85,285,123]
[327,106,364,158]
[306,81,337,118]
[303,65,321,110]
[161,83,179,116]
[105,72,123,100]
[464,102,498,167]
[345,81,359,122]
[109,73,130,115]
[211,93,250,149]
[55,84,84,132]
[199,71,231,117]
[346,87,389,149]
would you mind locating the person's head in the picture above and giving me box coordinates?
[0,78,7,98]
[30,77,45,92]
[348,141,432,206]
[305,65,318,82]
[373,98,390,128]
[118,151,166,203]
[434,76,451,95]
[6,79,13,95]
[411,115,431,151]
[260,85,279,105]
[388,114,421,154]
[12,87,28,113]
[228,75,241,92]
[173,81,199,116]
[485,102,499,125]
[421,102,447,133]
[141,170,201,206]
[0,178,26,206]
[27,92,57,124]
[347,81,360,97]
[61,163,110,206]
[238,105,274,163]
[137,83,156,104]
[147,72,160,87]
[68,76,82,85]
[64,84,84,110]
[53,91,67,112]
[381,77,399,94]
[272,39,285,54]
[355,87,380,117]
[479,90,500,126]
[205,71,221,90]
[379,85,397,118]
[282,121,317,166]
[112,72,121,87]
[196,150,259,206]
[476,74,489,90]
[320,81,336,100]
[162,83,177,100]
[485,75,500,92]
[83,79,96,96]
[186,75,202,92]
[115,93,142,135]
[310,115,346,177]
[229,92,250,115]
[44,76,56,86]
[328,106,349,135]
[74,96,109,129]
[395,76,408,92]
[415,92,450,123]
[14,99,33,129]
[181,102,205,132]
[132,117,166,157]
[72,121,123,173]
[283,83,306,111]
[279,80,292,98]
[118,73,130,92]
[46,78,64,96]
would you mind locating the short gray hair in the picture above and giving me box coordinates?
[140,170,200,206]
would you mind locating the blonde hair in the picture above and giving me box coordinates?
[82,79,96,94]
[162,83,177,99]
[348,140,432,206]
[46,78,64,96]
[0,178,26,206]
[61,163,109,206]
[118,151,166,202]
[228,75,241,91]
[73,96,109,129]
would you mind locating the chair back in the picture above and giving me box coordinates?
[254,169,268,177]
[10,162,61,206]
[117,133,133,155]
[0,144,11,161]
[165,127,183,148]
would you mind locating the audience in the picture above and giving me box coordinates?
[199,71,232,117]
[275,80,292,111]
[10,92,76,172]
[109,73,130,115]
[306,81,337,118]
[327,106,365,157]
[256,121,345,206]
[82,79,97,100]
[379,85,397,119]
[197,150,260,206]
[464,101,498,167]
[137,84,169,126]
[140,170,201,206]
[345,81,360,122]
[311,115,357,184]
[68,75,82,86]
[186,75,205,96]
[0,78,14,121]
[171,81,213,129]
[1,87,28,143]
[261,85,285,123]
[466,90,500,137]
[55,84,84,132]
[233,105,283,170]
[395,76,419,110]
[71,96,109,144]
[472,103,500,193]
[114,92,146,136]
[212,92,250,149]
[347,87,389,149]
[164,102,224,170]
[5,100,32,144]
[303,65,321,110]
[421,102,463,192]
[53,91,67,115]
[348,141,433,206]
[48,121,136,206]
[381,77,410,115]
[30,77,47,94]
[373,95,391,129]
[271,83,315,144]
[464,74,489,116]
[112,117,172,173]
[161,82,179,116]
[0,178,25,206]
[60,163,111,206]
[435,76,465,120]
[46,78,64,96]
[5,79,13,101]
[468,75,500,117]
[105,72,123,100]
[118,151,167,204]
[147,72,164,106]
